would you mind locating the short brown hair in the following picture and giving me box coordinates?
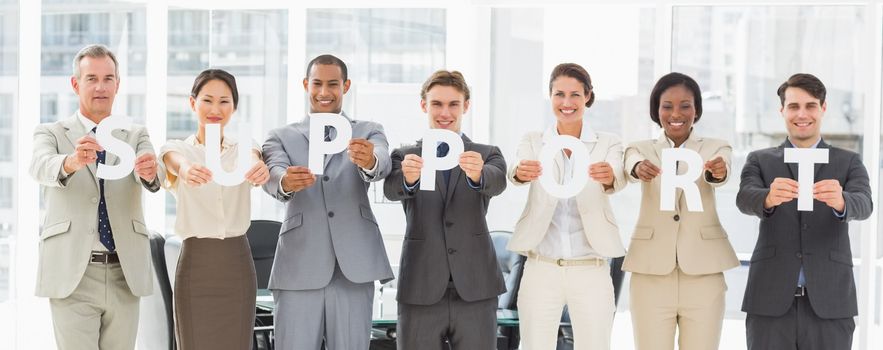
[420,70,470,101]
[777,73,826,106]
[549,63,594,108]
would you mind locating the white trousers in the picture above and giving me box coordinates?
[516,257,615,350]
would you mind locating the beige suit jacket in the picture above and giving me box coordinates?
[622,133,738,275]
[506,126,627,258]
[29,114,161,298]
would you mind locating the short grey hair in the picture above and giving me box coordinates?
[72,44,119,80]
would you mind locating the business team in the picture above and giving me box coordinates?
[30,44,872,350]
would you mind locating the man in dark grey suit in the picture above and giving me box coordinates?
[736,73,872,350]
[383,70,507,350]
[262,54,394,349]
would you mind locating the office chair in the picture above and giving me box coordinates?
[246,219,282,350]
[137,230,176,350]
[490,230,525,350]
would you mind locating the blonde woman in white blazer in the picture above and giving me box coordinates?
[507,63,627,350]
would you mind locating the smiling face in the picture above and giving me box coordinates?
[658,84,696,145]
[71,55,119,121]
[303,63,350,114]
[421,85,469,133]
[781,86,825,146]
[550,76,590,127]
[191,79,235,131]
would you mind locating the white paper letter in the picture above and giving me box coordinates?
[308,113,353,174]
[205,124,254,186]
[784,148,829,211]
[660,148,704,212]
[420,129,465,191]
[95,116,136,180]
[537,135,589,199]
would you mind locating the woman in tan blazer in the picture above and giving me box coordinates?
[623,72,739,350]
[507,63,627,350]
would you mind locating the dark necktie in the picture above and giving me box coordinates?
[324,126,333,142]
[92,127,116,252]
[437,143,451,185]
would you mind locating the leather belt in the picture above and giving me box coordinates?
[795,286,807,297]
[90,251,120,264]
[528,252,606,267]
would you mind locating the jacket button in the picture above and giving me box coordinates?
[802,224,808,230]
[447,248,456,254]
[91,197,98,204]
[673,214,680,221]
[328,211,334,218]
[796,252,803,259]
[445,221,453,227]
[323,175,330,181]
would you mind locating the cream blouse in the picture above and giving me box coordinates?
[160,135,260,239]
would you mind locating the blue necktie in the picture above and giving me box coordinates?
[437,143,450,184]
[92,127,116,252]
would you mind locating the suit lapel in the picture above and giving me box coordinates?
[62,114,99,187]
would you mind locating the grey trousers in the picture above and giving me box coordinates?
[397,283,497,350]
[49,263,140,350]
[272,264,374,350]
[746,295,855,350]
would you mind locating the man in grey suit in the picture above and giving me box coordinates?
[262,54,394,349]
[29,44,161,349]
[736,73,872,350]
[383,70,507,350]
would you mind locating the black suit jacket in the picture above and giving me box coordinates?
[736,139,872,319]
[384,135,507,306]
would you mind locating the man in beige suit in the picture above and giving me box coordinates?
[623,73,738,350]
[29,44,161,350]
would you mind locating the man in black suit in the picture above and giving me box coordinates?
[736,73,873,349]
[383,70,507,350]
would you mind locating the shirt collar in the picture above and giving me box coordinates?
[186,133,235,149]
[788,137,822,149]
[76,110,99,133]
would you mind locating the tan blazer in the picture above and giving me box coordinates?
[506,126,627,258]
[29,114,161,298]
[622,133,738,275]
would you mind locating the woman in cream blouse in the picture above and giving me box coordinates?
[622,72,738,350]
[159,69,269,350]
[507,63,627,350]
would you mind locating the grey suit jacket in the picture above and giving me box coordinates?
[262,114,394,290]
[736,139,872,319]
[384,135,507,305]
[29,114,161,298]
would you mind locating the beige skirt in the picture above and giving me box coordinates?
[174,235,257,350]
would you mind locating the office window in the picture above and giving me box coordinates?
[39,93,57,122]
[672,6,866,255]
[0,0,14,339]
[165,8,288,235]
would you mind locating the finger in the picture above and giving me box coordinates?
[520,160,541,167]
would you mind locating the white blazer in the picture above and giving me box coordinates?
[506,125,627,258]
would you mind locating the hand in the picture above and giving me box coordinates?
[63,135,103,173]
[589,161,615,187]
[459,151,484,183]
[134,153,158,183]
[181,163,213,187]
[281,166,316,193]
[813,179,845,212]
[514,160,542,183]
[245,160,270,186]
[764,177,799,209]
[401,154,423,186]
[348,139,376,169]
[704,156,727,181]
[633,159,660,182]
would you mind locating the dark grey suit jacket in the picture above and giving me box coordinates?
[384,135,507,306]
[736,139,872,319]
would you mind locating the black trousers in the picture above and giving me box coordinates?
[396,283,497,350]
[746,295,854,350]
